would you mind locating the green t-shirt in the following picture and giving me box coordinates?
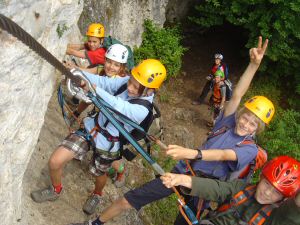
[182,177,300,225]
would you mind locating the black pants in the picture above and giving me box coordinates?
[197,80,213,103]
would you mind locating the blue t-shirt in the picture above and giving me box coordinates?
[175,112,258,180]
[82,71,154,153]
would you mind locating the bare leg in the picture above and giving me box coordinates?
[49,146,75,186]
[99,197,133,222]
[94,174,108,193]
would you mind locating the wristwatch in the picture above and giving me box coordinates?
[196,150,202,160]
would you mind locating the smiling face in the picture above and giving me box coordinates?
[235,111,259,136]
[255,178,284,204]
[104,58,123,77]
[215,58,221,66]
[87,36,101,51]
[127,77,144,97]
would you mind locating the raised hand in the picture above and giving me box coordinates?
[249,36,269,65]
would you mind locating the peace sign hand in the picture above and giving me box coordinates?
[249,36,269,65]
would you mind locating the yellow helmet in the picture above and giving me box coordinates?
[86,23,105,38]
[244,96,275,125]
[131,59,166,89]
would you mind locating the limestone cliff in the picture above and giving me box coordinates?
[0,0,193,224]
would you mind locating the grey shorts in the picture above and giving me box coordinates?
[60,132,120,176]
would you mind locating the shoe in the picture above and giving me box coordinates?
[31,185,60,203]
[67,220,92,225]
[82,194,101,215]
[206,122,214,127]
[192,100,202,105]
[207,131,213,135]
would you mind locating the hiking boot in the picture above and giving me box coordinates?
[206,122,214,128]
[31,185,60,203]
[67,221,92,225]
[82,194,101,215]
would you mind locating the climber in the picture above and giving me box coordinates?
[192,53,228,105]
[66,43,131,188]
[65,23,106,70]
[207,69,226,128]
[66,36,275,225]
[161,155,300,225]
[31,59,166,216]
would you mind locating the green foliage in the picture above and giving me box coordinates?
[56,23,69,39]
[142,144,178,225]
[258,109,300,160]
[245,78,300,161]
[191,0,300,95]
[134,20,187,78]
[244,78,300,182]
[144,194,178,225]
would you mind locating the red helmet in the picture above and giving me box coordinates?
[262,156,300,197]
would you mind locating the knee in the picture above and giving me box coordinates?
[119,197,132,210]
[48,151,65,170]
[48,156,62,170]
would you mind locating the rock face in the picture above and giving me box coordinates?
[0,1,83,224]
[0,0,193,224]
[78,0,195,47]
[78,0,168,47]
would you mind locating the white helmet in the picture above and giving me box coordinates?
[214,53,223,60]
[105,44,128,64]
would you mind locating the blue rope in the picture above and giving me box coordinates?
[57,83,70,126]
[88,92,199,224]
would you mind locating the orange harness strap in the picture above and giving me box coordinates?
[217,185,256,212]
[248,204,276,225]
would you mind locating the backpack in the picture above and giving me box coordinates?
[103,36,135,70]
[222,63,232,101]
[111,83,161,160]
[222,79,233,102]
[221,62,229,80]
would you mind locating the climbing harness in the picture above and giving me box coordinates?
[0,14,199,225]
[178,125,268,223]
[215,185,278,225]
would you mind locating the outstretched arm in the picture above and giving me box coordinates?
[66,48,86,58]
[224,36,268,117]
[166,145,237,161]
[66,43,85,51]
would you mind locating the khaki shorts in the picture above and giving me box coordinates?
[60,132,120,176]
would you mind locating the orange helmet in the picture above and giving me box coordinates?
[262,156,300,197]
[86,23,105,38]
[244,96,275,125]
[131,59,166,89]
